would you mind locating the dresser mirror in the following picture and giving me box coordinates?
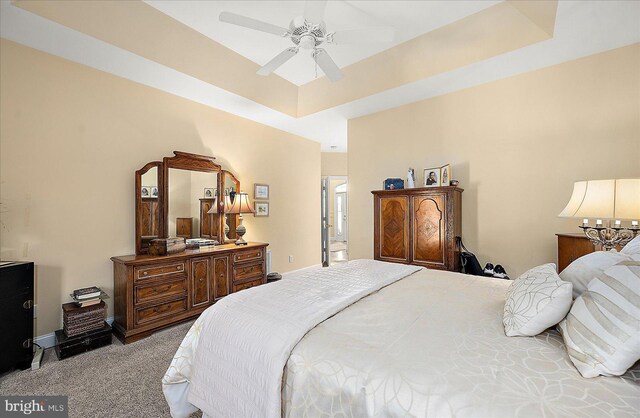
[167,169,219,240]
[135,151,241,254]
[135,162,163,254]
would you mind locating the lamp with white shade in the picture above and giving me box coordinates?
[559,179,640,250]
[226,192,254,245]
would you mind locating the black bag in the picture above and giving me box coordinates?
[457,237,484,276]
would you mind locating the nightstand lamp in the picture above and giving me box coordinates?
[226,192,254,245]
[559,179,640,250]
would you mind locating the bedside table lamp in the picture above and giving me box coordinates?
[559,179,640,250]
[226,192,254,245]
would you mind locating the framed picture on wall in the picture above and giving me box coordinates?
[141,186,151,197]
[151,186,159,197]
[254,183,269,200]
[254,202,269,217]
[204,188,216,198]
[440,164,451,186]
[423,168,440,187]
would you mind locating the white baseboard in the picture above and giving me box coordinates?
[282,264,322,278]
[34,316,114,349]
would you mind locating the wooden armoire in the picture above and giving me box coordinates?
[372,187,463,272]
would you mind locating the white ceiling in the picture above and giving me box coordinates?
[1,1,639,152]
[145,0,500,86]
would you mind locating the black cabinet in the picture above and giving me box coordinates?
[0,262,34,373]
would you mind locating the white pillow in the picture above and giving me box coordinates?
[621,235,640,255]
[558,260,640,378]
[503,263,573,337]
[560,251,631,298]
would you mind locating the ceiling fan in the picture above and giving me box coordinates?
[219,0,394,82]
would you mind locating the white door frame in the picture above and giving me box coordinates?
[327,176,347,242]
[334,189,347,242]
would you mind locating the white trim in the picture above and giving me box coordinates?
[35,316,114,349]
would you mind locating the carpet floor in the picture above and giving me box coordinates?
[0,320,196,418]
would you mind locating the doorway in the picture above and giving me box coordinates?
[321,176,348,266]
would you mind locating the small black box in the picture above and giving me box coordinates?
[54,322,112,360]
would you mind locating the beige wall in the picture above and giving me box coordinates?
[0,40,321,337]
[349,44,640,277]
[321,152,348,176]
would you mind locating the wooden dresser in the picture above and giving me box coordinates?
[556,233,622,272]
[372,187,463,272]
[111,242,267,343]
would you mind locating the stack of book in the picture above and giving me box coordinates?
[63,286,107,337]
[71,286,102,307]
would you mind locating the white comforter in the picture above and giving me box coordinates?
[164,261,640,418]
[163,260,422,417]
[283,268,640,417]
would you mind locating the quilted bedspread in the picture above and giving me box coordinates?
[163,259,421,417]
[163,261,640,417]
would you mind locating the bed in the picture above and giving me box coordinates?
[162,260,640,417]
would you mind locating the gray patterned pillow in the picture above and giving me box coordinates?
[559,260,640,377]
[503,263,573,337]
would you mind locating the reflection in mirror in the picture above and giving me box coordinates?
[168,169,219,241]
[140,166,159,243]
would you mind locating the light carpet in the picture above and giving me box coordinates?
[0,321,196,418]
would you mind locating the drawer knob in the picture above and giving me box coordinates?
[143,271,148,275]
[176,266,181,270]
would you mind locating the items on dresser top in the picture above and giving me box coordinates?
[0,261,34,373]
[373,187,462,271]
[55,323,112,360]
[111,242,268,343]
[148,237,186,256]
[186,238,219,249]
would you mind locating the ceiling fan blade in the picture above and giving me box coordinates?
[312,49,343,82]
[304,0,327,24]
[257,48,298,76]
[219,11,289,37]
[330,28,395,45]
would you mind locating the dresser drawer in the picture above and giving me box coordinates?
[233,249,264,264]
[232,278,263,293]
[135,262,185,281]
[135,298,187,325]
[134,276,187,305]
[233,263,265,282]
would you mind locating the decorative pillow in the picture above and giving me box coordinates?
[503,264,573,337]
[621,235,640,255]
[559,251,631,298]
[558,260,640,378]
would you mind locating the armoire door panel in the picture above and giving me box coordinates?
[413,195,446,266]
[378,196,409,262]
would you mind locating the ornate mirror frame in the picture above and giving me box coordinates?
[135,151,241,255]
[135,161,164,255]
